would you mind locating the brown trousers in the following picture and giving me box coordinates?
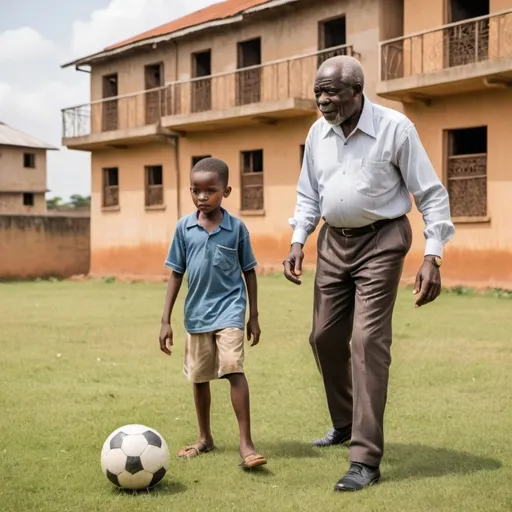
[310,215,412,467]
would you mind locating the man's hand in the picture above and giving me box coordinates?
[159,322,173,355]
[247,315,261,347]
[283,243,304,285]
[413,256,442,308]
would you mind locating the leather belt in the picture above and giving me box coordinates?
[327,216,402,237]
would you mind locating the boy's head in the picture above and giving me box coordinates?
[190,157,231,214]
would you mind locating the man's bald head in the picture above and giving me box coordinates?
[316,55,365,91]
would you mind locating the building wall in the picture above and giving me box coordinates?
[0,215,90,279]
[90,141,178,275]
[402,89,512,283]
[404,0,511,33]
[0,146,47,214]
[0,192,46,214]
[90,0,397,107]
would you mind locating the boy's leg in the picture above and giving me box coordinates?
[192,382,214,448]
[178,331,216,459]
[226,373,253,456]
[216,328,266,468]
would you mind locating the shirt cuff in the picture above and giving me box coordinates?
[424,238,444,258]
[291,227,309,246]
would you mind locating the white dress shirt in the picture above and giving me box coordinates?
[290,96,455,257]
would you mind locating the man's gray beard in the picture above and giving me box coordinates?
[325,114,348,126]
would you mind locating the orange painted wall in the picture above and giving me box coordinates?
[90,141,178,275]
[0,215,90,279]
[402,89,512,284]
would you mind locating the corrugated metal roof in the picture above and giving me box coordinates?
[0,122,58,150]
[61,0,299,68]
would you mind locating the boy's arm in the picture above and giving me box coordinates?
[159,271,183,355]
[239,224,260,346]
[243,269,261,347]
[160,224,186,355]
[161,271,184,325]
[243,269,259,320]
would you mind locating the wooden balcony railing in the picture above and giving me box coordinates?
[62,44,359,139]
[380,9,512,81]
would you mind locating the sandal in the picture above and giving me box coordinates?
[239,452,267,470]
[177,441,215,460]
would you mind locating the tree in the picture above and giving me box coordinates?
[69,195,91,209]
[46,197,63,210]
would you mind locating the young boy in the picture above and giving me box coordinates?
[158,157,266,470]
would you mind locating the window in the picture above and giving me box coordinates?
[240,149,263,211]
[102,167,119,208]
[300,145,305,168]
[236,38,261,106]
[445,0,489,67]
[23,193,34,206]
[144,63,165,124]
[446,126,487,218]
[191,155,211,168]
[23,153,35,168]
[191,50,212,113]
[145,165,164,207]
[318,16,347,66]
[102,73,119,132]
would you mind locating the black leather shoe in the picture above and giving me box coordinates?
[334,462,381,492]
[312,426,351,447]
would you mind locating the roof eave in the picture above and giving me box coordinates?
[60,0,301,69]
[60,14,244,69]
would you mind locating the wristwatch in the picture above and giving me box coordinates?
[425,255,443,267]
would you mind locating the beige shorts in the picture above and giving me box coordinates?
[184,328,245,383]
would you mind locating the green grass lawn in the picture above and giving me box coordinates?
[0,275,511,512]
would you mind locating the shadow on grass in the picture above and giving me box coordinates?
[112,480,187,496]
[263,440,323,459]
[383,443,502,482]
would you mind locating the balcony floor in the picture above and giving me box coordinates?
[161,98,318,132]
[62,124,175,151]
[377,57,512,102]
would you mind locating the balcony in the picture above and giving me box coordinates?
[62,45,359,149]
[377,10,512,102]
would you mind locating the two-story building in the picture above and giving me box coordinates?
[0,122,57,214]
[61,0,512,285]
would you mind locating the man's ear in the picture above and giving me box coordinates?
[353,83,363,98]
[223,186,232,198]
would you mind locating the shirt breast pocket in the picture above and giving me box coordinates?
[356,159,401,197]
[213,244,239,274]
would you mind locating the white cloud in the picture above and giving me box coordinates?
[1,0,222,200]
[70,0,222,60]
[0,27,58,63]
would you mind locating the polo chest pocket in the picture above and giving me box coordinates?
[356,159,401,197]
[213,244,238,274]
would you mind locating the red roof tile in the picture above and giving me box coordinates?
[105,0,273,51]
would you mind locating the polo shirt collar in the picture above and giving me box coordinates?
[186,207,233,231]
[320,95,376,139]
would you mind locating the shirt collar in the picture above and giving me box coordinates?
[320,95,376,139]
[186,207,233,231]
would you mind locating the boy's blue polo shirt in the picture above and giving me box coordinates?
[164,209,257,334]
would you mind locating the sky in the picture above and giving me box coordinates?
[0,0,222,200]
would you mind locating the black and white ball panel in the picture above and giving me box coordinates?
[101,424,169,490]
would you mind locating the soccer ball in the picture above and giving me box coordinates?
[100,424,170,490]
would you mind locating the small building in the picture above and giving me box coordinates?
[0,122,57,214]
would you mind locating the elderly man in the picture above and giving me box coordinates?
[283,56,455,491]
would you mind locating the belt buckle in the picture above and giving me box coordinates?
[341,228,352,237]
